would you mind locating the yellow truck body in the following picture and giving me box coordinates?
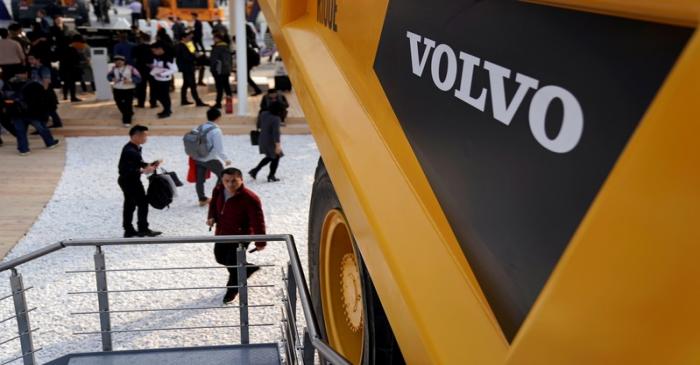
[257,0,700,363]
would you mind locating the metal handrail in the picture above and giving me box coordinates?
[65,264,275,273]
[0,235,351,365]
[71,303,275,315]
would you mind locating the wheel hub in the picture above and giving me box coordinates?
[340,253,363,333]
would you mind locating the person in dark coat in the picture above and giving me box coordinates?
[28,54,62,127]
[7,71,60,155]
[207,167,266,303]
[118,125,162,237]
[259,88,288,123]
[209,32,232,109]
[175,30,206,106]
[192,12,205,52]
[248,101,283,182]
[60,37,83,102]
[244,24,262,96]
[132,33,154,108]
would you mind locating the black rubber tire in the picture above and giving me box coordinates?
[308,158,405,364]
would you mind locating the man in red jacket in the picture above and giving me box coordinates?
[207,167,266,303]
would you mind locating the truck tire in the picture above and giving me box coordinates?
[308,158,404,364]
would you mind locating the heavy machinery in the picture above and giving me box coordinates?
[11,0,90,26]
[143,0,223,21]
[257,0,700,363]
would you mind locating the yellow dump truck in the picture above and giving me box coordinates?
[257,0,700,364]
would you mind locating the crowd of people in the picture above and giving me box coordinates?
[119,99,285,303]
[0,14,75,154]
[105,13,268,124]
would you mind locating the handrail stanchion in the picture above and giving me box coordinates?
[237,243,249,344]
[94,246,113,351]
[302,329,314,365]
[286,262,297,321]
[10,269,36,365]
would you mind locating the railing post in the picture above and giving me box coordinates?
[286,262,297,321]
[237,243,249,344]
[302,329,314,365]
[10,269,36,365]
[94,246,113,351]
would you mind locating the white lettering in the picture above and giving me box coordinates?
[406,31,584,153]
[431,44,458,91]
[528,86,584,153]
[483,61,539,125]
[454,52,487,111]
[406,31,435,77]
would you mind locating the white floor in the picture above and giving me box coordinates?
[0,135,319,363]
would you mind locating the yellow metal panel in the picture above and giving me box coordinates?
[508,29,700,364]
[529,0,700,26]
[260,0,700,363]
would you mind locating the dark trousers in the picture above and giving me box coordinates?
[213,74,232,106]
[113,88,135,124]
[0,112,17,136]
[214,242,253,289]
[118,177,149,233]
[180,71,202,103]
[48,110,63,127]
[62,75,77,100]
[148,75,158,107]
[134,70,149,106]
[131,12,141,26]
[195,159,224,200]
[252,156,279,178]
[193,38,205,53]
[13,117,57,153]
[153,79,171,113]
[247,67,261,94]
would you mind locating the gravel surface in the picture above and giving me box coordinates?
[0,135,319,363]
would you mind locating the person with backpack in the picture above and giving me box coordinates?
[7,70,60,155]
[118,125,162,238]
[186,108,232,206]
[107,55,142,127]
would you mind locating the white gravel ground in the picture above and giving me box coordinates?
[0,135,319,363]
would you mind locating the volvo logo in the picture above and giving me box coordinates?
[407,31,584,153]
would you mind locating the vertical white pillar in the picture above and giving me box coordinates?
[235,0,248,116]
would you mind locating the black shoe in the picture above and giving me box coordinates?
[195,101,209,107]
[47,140,61,149]
[157,112,171,119]
[0,138,3,146]
[124,230,139,238]
[71,98,82,102]
[137,229,162,237]
[213,103,222,109]
[181,101,193,106]
[223,288,238,304]
[150,104,158,109]
[248,169,258,180]
[30,130,39,135]
[267,176,280,182]
[49,124,63,128]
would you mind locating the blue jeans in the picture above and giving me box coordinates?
[13,117,57,153]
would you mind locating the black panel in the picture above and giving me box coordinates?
[374,0,691,341]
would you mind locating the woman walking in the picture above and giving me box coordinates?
[249,102,283,182]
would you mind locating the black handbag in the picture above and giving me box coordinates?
[161,168,184,187]
[250,130,260,146]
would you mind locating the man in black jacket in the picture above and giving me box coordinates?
[118,125,163,237]
[7,71,60,156]
[175,31,207,107]
[192,13,205,53]
[132,33,154,108]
